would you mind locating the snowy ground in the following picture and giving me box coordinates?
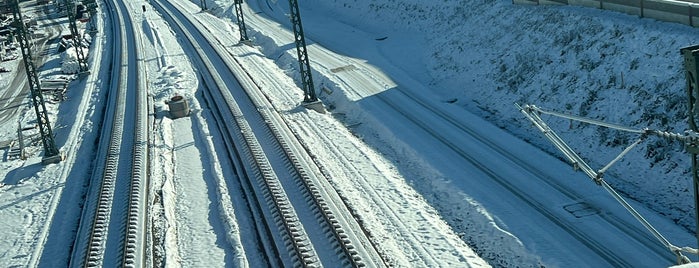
[144,0,492,266]
[301,0,699,232]
[2,0,699,267]
[217,0,699,265]
[0,3,107,268]
[293,0,699,245]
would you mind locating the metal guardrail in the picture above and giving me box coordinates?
[514,0,699,27]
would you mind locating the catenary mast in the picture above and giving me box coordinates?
[11,0,61,163]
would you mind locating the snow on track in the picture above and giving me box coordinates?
[134,1,250,266]
[175,0,491,266]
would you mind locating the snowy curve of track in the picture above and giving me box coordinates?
[204,0,698,267]
[178,0,493,267]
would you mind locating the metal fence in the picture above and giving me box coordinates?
[514,0,699,27]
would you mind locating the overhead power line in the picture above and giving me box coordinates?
[517,103,695,264]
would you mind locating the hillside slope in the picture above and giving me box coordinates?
[305,0,699,231]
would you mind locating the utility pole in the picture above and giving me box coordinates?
[199,0,207,11]
[11,0,61,163]
[64,0,87,72]
[681,44,699,251]
[288,0,319,106]
[233,0,250,44]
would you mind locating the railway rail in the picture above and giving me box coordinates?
[57,0,687,266]
[150,0,386,266]
[68,0,150,266]
[188,3,473,265]
[5,0,695,266]
[328,57,683,265]
[229,1,692,264]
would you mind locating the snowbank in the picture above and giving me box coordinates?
[305,0,699,234]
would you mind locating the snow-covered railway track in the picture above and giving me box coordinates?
[151,0,384,267]
[68,0,150,266]
[336,68,677,265]
[188,14,446,268]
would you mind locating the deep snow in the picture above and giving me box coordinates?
[2,0,699,267]
[260,0,699,236]
[300,0,699,232]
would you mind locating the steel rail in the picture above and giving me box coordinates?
[148,3,283,266]
[151,0,384,266]
[122,0,150,265]
[67,0,125,265]
[375,93,631,266]
[338,73,675,265]
[68,0,149,266]
[151,1,316,266]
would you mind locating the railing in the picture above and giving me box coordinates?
[514,0,699,27]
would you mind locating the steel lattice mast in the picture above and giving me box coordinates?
[64,0,87,72]
[288,0,317,103]
[83,0,98,32]
[234,0,249,43]
[11,0,61,162]
[681,44,699,252]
